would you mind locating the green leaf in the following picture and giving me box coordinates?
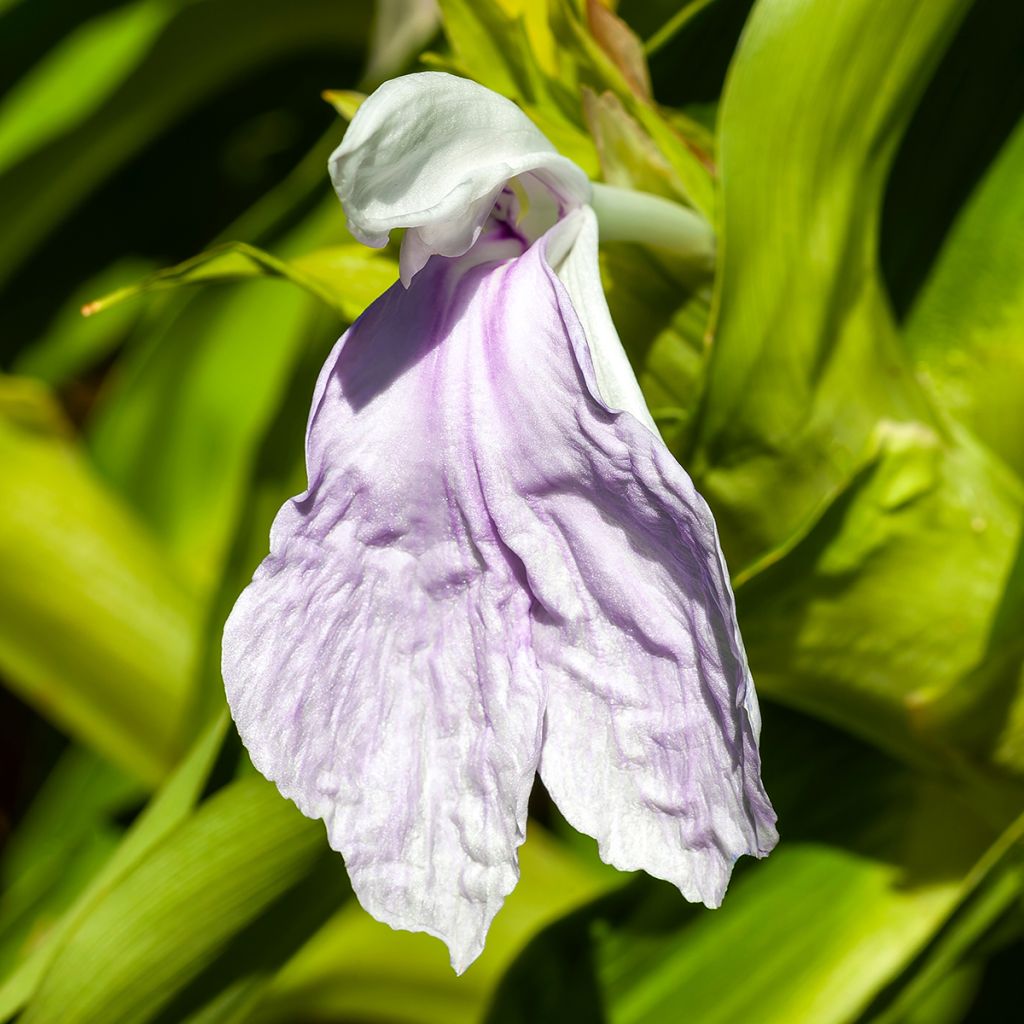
[84,199,365,592]
[690,0,970,565]
[0,715,228,1019]
[485,709,1007,1024]
[904,114,1024,478]
[676,0,1024,785]
[641,0,719,58]
[0,0,374,287]
[864,813,1024,1024]
[600,242,711,458]
[0,377,199,783]
[83,241,396,324]
[13,258,155,386]
[0,0,172,178]
[21,770,343,1024]
[880,0,1024,317]
[247,825,618,1024]
[0,749,140,977]
[735,420,1024,787]
[184,315,325,729]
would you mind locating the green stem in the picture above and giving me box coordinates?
[590,182,715,265]
[644,0,717,57]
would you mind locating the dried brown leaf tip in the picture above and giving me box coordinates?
[586,0,652,101]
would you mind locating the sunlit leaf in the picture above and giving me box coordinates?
[84,199,378,592]
[673,0,1024,787]
[247,826,618,1024]
[0,0,374,286]
[0,715,228,1019]
[905,114,1024,478]
[0,377,198,783]
[690,0,970,564]
[485,709,1008,1024]
[83,241,395,323]
[21,773,344,1024]
[600,242,711,458]
[736,421,1024,787]
[0,749,139,977]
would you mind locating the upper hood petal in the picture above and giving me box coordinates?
[330,72,591,281]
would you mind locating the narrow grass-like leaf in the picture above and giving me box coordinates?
[0,715,228,1019]
[0,0,373,286]
[83,242,395,323]
[21,772,335,1024]
[14,259,155,386]
[0,748,138,976]
[0,0,171,177]
[247,826,618,1024]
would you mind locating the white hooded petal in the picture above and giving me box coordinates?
[547,207,659,434]
[329,71,591,283]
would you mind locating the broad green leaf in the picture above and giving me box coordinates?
[0,0,172,178]
[922,528,1024,784]
[677,0,1024,784]
[0,377,198,783]
[83,241,396,323]
[21,772,343,1024]
[905,114,1024,478]
[735,420,1024,786]
[0,716,227,1019]
[690,0,969,565]
[0,0,373,286]
[485,709,1007,1024]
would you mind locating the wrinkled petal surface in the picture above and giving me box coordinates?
[223,218,776,971]
[330,71,590,283]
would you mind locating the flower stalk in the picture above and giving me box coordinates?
[590,181,715,267]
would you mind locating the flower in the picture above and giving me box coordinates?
[222,72,777,973]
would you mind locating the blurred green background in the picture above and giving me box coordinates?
[1,1,1022,1021]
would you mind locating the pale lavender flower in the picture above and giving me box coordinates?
[223,72,777,973]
